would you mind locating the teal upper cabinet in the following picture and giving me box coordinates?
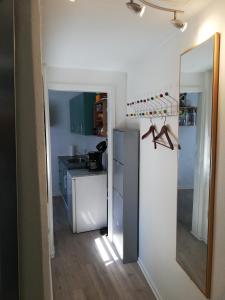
[70,93,96,135]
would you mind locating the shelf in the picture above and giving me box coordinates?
[180,106,197,110]
[95,98,107,104]
[94,98,107,137]
[179,125,196,127]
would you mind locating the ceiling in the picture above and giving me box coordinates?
[41,0,212,71]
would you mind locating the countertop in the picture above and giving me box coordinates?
[68,168,107,178]
[58,155,87,170]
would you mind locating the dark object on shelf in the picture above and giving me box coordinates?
[96,141,107,153]
[88,141,107,171]
[180,93,187,107]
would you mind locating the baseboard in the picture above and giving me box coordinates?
[138,258,163,300]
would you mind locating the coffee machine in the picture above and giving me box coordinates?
[88,141,107,171]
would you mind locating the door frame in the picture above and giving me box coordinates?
[43,68,116,257]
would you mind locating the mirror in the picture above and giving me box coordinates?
[177,33,220,298]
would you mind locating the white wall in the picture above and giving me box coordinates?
[46,67,127,128]
[49,90,105,196]
[126,0,225,299]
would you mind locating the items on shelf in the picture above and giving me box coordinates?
[126,92,179,119]
[94,96,107,137]
[96,93,107,103]
[179,93,197,126]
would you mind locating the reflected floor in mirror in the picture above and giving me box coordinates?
[51,197,156,300]
[177,190,207,291]
[177,222,207,291]
[177,189,194,231]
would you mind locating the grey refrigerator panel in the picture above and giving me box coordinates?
[0,0,18,299]
[113,129,139,264]
[113,160,124,197]
[113,129,125,164]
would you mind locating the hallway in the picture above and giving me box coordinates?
[51,197,156,300]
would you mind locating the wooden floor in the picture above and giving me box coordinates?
[177,222,207,290]
[51,197,156,300]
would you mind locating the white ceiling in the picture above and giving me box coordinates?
[41,0,212,71]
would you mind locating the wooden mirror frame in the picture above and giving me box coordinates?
[177,32,220,298]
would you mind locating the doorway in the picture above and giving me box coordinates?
[43,77,115,258]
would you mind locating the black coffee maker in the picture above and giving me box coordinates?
[88,141,107,171]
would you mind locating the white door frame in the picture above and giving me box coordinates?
[43,69,55,257]
[43,72,116,256]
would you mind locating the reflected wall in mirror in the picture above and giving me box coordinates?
[177,33,220,298]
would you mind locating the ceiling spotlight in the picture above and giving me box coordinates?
[171,12,188,32]
[126,0,144,15]
[140,5,146,17]
[126,0,187,32]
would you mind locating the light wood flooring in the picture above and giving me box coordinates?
[177,222,207,291]
[51,197,156,300]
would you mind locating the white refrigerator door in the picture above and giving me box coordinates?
[74,174,107,233]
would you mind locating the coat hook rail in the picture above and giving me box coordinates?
[126,92,179,119]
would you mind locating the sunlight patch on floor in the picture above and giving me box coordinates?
[95,236,119,266]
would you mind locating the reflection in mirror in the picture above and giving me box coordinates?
[177,34,220,298]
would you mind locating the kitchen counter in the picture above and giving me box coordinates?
[68,168,107,178]
[58,155,87,170]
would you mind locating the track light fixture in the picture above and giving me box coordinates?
[126,0,146,17]
[126,0,142,14]
[126,0,188,32]
[170,12,188,32]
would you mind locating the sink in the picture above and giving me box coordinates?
[68,155,87,163]
[68,158,84,163]
[66,155,88,168]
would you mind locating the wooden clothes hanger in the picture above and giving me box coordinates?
[153,116,181,151]
[153,125,174,150]
[142,121,157,149]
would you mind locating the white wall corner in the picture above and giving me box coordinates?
[138,258,163,300]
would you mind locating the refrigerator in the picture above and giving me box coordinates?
[67,170,107,233]
[0,0,19,299]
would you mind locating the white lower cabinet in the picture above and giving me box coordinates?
[67,170,107,233]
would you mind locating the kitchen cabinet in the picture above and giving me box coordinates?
[113,129,139,263]
[70,93,96,135]
[67,169,107,233]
